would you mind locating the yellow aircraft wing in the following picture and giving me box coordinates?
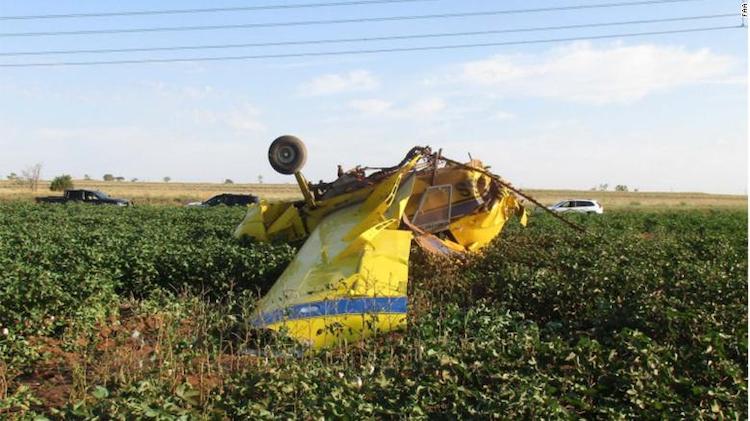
[252,162,418,349]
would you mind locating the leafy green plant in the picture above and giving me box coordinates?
[0,204,745,418]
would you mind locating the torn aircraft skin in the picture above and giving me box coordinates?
[234,135,529,350]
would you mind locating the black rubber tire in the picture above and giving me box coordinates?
[268,135,307,175]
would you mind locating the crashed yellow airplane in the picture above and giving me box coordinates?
[235,135,531,349]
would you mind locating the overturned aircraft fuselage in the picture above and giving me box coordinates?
[235,135,528,349]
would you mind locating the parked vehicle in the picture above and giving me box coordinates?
[547,199,603,214]
[36,189,131,206]
[186,193,259,207]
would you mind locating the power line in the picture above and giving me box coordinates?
[0,25,739,68]
[0,13,733,57]
[0,0,439,21]
[0,0,702,38]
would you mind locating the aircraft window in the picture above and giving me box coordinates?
[412,185,453,231]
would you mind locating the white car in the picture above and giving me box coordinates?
[547,199,603,214]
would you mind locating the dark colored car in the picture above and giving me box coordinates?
[36,189,131,206]
[186,193,259,207]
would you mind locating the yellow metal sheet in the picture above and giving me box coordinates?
[252,165,418,349]
[234,201,307,242]
[267,313,406,350]
[448,192,525,251]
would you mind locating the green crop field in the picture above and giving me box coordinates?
[0,203,746,418]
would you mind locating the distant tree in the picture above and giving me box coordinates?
[50,174,74,191]
[6,172,24,186]
[614,185,629,192]
[21,163,42,191]
[224,179,234,184]
[114,176,125,182]
[163,176,171,183]
[131,177,139,182]
[103,174,114,181]
[598,183,609,191]
[634,188,639,192]
[84,174,91,180]
[258,175,264,184]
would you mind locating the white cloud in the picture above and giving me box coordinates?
[143,81,215,100]
[493,111,516,120]
[348,99,392,114]
[191,104,265,133]
[348,97,446,119]
[225,105,265,132]
[460,42,735,104]
[36,126,146,141]
[405,98,446,116]
[301,70,378,96]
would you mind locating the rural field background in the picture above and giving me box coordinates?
[0,0,745,417]
[0,200,746,418]
[0,179,746,209]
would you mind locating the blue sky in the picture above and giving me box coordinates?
[0,0,746,193]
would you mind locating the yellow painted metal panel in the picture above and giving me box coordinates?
[233,202,269,241]
[251,159,419,349]
[448,192,525,251]
[267,312,407,349]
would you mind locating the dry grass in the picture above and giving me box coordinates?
[522,189,747,210]
[0,179,745,209]
[0,180,301,205]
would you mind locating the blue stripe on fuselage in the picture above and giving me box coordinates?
[253,296,408,327]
